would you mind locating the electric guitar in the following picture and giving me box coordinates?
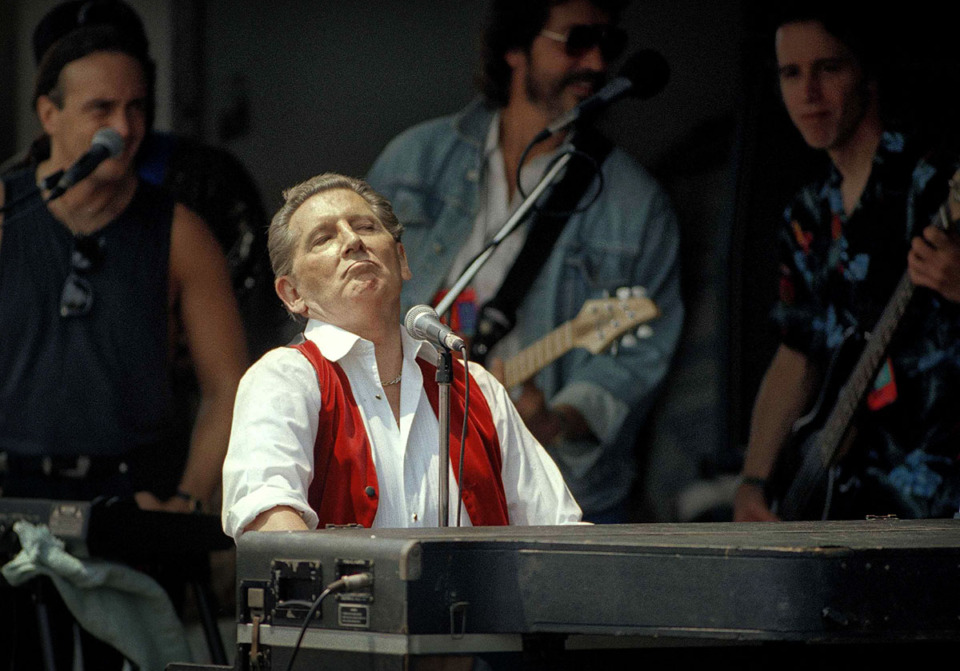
[498,292,659,389]
[767,169,960,520]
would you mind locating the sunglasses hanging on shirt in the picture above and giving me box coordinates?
[60,234,105,318]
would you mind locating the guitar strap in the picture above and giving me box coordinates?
[471,128,614,364]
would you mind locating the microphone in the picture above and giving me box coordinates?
[405,305,466,352]
[534,49,669,142]
[45,128,125,202]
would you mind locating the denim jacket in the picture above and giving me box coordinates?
[367,99,683,518]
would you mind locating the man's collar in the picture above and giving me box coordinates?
[826,129,905,189]
[484,110,502,158]
[303,319,436,363]
[453,98,499,148]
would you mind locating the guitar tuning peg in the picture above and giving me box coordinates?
[620,334,638,348]
[631,286,647,298]
[636,325,654,339]
[616,286,631,300]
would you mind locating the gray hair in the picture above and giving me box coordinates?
[267,172,404,281]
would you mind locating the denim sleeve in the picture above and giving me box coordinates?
[549,179,684,445]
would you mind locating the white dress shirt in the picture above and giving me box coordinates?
[222,320,581,539]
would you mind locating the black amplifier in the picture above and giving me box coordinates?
[234,519,960,669]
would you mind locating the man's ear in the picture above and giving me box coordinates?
[504,47,526,71]
[275,275,306,316]
[36,95,60,136]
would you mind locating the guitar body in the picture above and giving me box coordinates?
[767,334,922,521]
[766,331,864,520]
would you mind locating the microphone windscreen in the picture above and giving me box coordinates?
[404,304,436,338]
[620,49,670,100]
[91,127,124,157]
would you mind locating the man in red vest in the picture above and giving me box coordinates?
[221,173,582,537]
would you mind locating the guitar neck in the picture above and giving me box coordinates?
[503,322,574,389]
[815,272,913,456]
[814,199,955,462]
[495,294,658,389]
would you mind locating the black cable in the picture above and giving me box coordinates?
[283,588,331,671]
[284,573,373,671]
[514,140,604,217]
[456,348,470,527]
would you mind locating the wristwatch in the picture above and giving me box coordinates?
[175,488,203,512]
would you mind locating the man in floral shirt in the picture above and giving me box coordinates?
[734,5,960,520]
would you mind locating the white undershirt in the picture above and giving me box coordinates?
[443,113,562,362]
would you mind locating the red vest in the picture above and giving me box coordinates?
[292,341,510,527]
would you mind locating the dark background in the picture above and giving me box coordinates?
[2,0,958,521]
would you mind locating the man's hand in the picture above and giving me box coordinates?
[514,381,566,444]
[909,225,960,302]
[489,357,563,443]
[488,357,593,444]
[732,482,780,522]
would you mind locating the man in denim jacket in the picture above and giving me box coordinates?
[367,0,682,522]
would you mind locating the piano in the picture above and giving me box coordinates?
[234,519,960,669]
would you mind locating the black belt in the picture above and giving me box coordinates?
[1,452,131,481]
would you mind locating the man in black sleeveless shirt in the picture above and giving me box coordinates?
[0,25,246,514]
[0,23,247,671]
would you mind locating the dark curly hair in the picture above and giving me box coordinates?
[477,0,629,107]
[772,1,881,80]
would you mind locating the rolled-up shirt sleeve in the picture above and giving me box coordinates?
[221,349,322,539]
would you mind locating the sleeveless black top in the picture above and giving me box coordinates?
[0,169,174,457]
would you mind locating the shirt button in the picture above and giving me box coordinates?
[433,243,444,255]
[365,486,376,499]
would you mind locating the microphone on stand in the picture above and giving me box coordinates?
[45,128,125,202]
[404,305,466,352]
[532,49,670,143]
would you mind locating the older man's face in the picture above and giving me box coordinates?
[276,188,411,326]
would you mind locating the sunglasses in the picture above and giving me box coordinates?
[60,235,104,318]
[539,24,628,61]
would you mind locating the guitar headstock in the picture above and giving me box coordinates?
[570,290,659,355]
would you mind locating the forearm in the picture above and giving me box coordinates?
[178,389,237,502]
[741,346,819,480]
[245,506,310,533]
[735,345,819,520]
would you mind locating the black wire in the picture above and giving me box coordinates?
[456,348,470,527]
[514,138,604,217]
[282,573,374,670]
[284,587,333,671]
